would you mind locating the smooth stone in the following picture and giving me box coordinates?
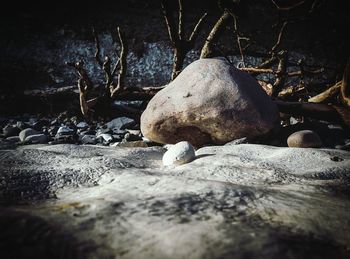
[19,128,39,141]
[25,134,48,144]
[97,133,113,143]
[3,125,21,138]
[6,136,21,143]
[106,117,135,130]
[76,121,89,129]
[16,121,30,130]
[57,126,74,135]
[287,130,322,148]
[141,58,279,147]
[81,135,97,144]
[162,141,195,166]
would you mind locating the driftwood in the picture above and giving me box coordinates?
[66,27,128,118]
[279,58,350,128]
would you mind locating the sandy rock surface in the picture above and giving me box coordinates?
[1,143,350,259]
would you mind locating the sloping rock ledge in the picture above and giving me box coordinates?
[0,143,350,259]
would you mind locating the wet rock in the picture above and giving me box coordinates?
[287,130,322,148]
[162,141,195,166]
[3,125,21,138]
[141,58,279,147]
[25,134,48,144]
[19,128,39,141]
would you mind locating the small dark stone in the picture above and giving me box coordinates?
[3,125,21,138]
[330,156,344,162]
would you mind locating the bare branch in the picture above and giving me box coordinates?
[161,0,178,44]
[340,57,350,108]
[308,81,341,103]
[200,10,232,59]
[92,27,103,67]
[66,60,93,91]
[272,51,288,97]
[271,0,307,11]
[178,0,184,40]
[111,27,127,98]
[189,12,208,42]
[271,21,288,53]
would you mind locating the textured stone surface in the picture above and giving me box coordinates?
[141,58,279,147]
[162,141,196,166]
[0,144,350,258]
[287,130,322,148]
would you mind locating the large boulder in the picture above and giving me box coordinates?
[141,58,280,146]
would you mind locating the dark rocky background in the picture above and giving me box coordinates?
[0,0,349,114]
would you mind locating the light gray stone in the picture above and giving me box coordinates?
[162,141,195,166]
[1,144,350,258]
[5,136,20,143]
[57,126,74,135]
[141,58,279,147]
[97,133,113,143]
[106,117,135,130]
[81,135,97,144]
[19,128,39,141]
[76,121,89,129]
[25,134,48,144]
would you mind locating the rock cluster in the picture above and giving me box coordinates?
[0,113,153,148]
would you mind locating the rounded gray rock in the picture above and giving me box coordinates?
[287,130,322,148]
[25,134,48,144]
[141,58,279,147]
[162,141,195,166]
[19,128,39,141]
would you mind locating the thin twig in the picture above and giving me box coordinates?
[92,27,103,67]
[189,12,208,42]
[271,0,307,11]
[178,0,184,40]
[271,21,288,53]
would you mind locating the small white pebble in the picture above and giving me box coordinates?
[162,141,195,166]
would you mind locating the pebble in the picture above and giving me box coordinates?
[57,126,74,135]
[162,141,196,166]
[76,121,89,129]
[81,135,97,144]
[25,134,48,144]
[106,117,135,130]
[19,128,39,141]
[96,133,113,144]
[287,130,322,148]
[3,125,21,137]
[6,136,21,143]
